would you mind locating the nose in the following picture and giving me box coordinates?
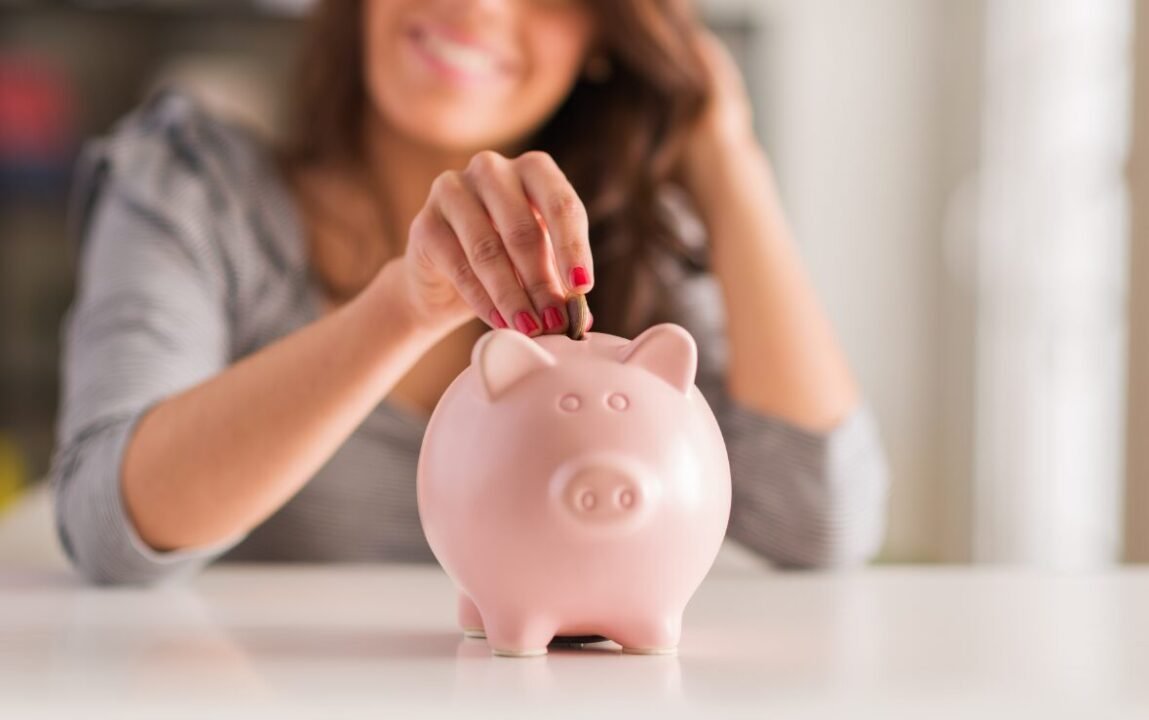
[561,466,645,525]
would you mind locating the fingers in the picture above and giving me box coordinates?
[413,151,591,337]
[409,206,503,329]
[464,152,569,334]
[432,173,541,335]
[515,151,594,294]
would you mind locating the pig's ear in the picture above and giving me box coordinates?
[473,329,556,401]
[619,323,698,394]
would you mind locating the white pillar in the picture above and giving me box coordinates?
[974,0,1132,566]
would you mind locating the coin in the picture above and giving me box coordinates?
[566,293,590,340]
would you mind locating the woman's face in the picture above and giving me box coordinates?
[363,0,597,153]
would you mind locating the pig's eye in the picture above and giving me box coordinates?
[606,393,630,411]
[558,393,582,412]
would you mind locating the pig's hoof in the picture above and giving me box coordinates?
[621,645,678,656]
[491,647,548,658]
[462,627,487,639]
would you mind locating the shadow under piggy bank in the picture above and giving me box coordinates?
[452,634,684,709]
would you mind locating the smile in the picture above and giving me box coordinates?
[408,25,510,83]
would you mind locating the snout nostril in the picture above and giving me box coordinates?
[618,489,634,509]
[561,465,647,523]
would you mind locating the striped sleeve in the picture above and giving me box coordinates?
[655,251,890,568]
[713,395,890,568]
[51,94,244,585]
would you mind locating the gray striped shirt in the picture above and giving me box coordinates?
[51,91,889,585]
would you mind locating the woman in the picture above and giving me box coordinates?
[52,0,888,585]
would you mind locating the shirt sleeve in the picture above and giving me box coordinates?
[51,92,246,585]
[655,250,891,569]
[711,391,890,568]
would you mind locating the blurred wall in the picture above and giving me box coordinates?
[972,0,1131,567]
[742,0,981,562]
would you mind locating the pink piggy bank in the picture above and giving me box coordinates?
[417,323,732,656]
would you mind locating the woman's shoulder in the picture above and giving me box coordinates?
[74,87,307,269]
[77,88,277,220]
[71,88,312,347]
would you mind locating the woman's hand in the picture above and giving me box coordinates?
[678,29,760,200]
[393,150,594,337]
[672,30,861,431]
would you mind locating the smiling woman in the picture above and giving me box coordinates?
[50,0,889,585]
[288,0,711,330]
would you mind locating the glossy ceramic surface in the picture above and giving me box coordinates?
[417,324,732,656]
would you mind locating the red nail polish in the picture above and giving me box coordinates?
[570,266,590,288]
[543,306,563,331]
[489,309,508,329]
[514,312,539,334]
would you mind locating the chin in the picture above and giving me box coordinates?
[376,98,538,154]
[405,115,504,152]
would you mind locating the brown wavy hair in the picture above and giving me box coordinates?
[283,0,712,336]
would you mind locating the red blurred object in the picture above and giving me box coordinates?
[0,53,74,161]
[0,53,76,196]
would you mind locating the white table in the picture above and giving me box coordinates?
[2,560,1148,719]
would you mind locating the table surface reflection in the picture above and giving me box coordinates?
[2,558,1148,719]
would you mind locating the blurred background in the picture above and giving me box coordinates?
[0,0,1145,569]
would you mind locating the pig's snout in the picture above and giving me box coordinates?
[556,461,652,529]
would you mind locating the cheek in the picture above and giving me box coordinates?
[363,2,404,94]
[522,19,594,101]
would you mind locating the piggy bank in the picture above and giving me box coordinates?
[417,323,731,656]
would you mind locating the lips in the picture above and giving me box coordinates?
[408,23,512,83]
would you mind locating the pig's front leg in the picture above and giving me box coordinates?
[610,611,683,655]
[480,608,557,657]
[458,592,485,638]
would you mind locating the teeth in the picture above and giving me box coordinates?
[422,32,499,75]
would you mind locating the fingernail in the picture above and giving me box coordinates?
[570,266,590,288]
[586,310,594,331]
[543,306,564,331]
[489,309,508,329]
[514,311,539,335]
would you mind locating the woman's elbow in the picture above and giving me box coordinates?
[731,507,886,570]
[730,441,891,570]
[51,448,186,587]
[770,511,887,570]
[54,482,143,587]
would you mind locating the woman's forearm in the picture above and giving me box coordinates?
[122,257,446,551]
[688,136,859,431]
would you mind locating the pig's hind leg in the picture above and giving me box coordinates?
[458,592,486,638]
[481,609,557,657]
[610,611,682,655]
